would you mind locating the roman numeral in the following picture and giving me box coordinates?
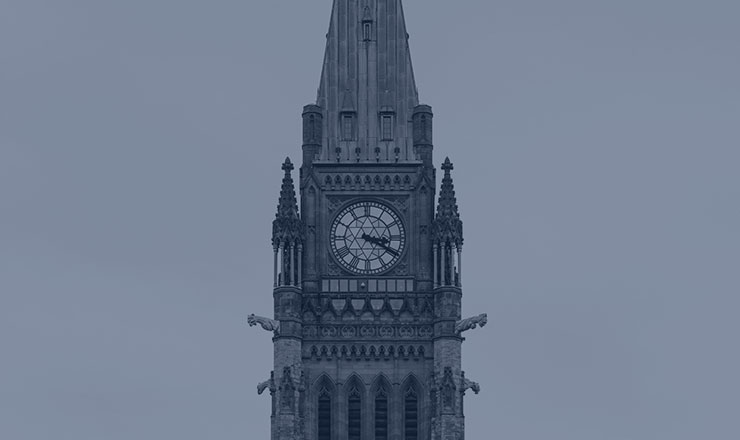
[337,247,350,258]
[350,257,360,268]
[364,205,371,216]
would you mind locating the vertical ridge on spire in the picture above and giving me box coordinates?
[316,0,420,162]
[273,158,304,247]
[433,157,464,246]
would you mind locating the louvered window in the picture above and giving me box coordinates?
[318,389,332,440]
[375,389,388,440]
[404,388,418,440]
[348,387,362,440]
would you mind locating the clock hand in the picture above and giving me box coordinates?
[375,241,400,257]
[361,233,399,256]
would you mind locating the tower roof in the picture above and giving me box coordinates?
[433,157,464,246]
[316,0,420,162]
[272,158,304,246]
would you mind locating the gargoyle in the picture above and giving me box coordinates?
[257,372,275,395]
[455,313,487,334]
[248,314,280,334]
[461,376,480,395]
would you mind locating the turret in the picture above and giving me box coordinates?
[413,104,434,167]
[302,105,323,167]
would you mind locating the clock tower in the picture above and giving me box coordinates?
[249,2,486,440]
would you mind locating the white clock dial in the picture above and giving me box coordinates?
[330,201,406,275]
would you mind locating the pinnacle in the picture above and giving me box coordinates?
[282,157,294,172]
[273,159,303,246]
[434,157,463,246]
[442,157,453,172]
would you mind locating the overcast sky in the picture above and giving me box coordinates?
[1,1,739,439]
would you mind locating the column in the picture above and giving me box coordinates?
[297,244,303,286]
[278,244,283,286]
[457,246,463,288]
[441,242,447,286]
[433,243,438,288]
[451,243,457,287]
[290,243,295,286]
[273,245,279,287]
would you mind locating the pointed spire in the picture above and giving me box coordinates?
[433,157,463,246]
[316,0,420,162]
[272,158,304,247]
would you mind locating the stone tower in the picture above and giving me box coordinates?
[249,2,486,439]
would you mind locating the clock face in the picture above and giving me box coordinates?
[330,201,406,275]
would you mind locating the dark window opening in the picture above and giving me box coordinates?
[404,389,418,440]
[342,114,355,141]
[348,389,362,440]
[381,115,393,141]
[318,391,332,440]
[364,23,372,41]
[375,391,388,440]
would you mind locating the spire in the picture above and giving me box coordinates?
[272,158,304,247]
[316,0,420,162]
[433,157,463,246]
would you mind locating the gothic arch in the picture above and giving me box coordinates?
[401,374,423,440]
[401,373,423,399]
[312,374,336,440]
[344,373,366,399]
[370,373,392,396]
[371,374,392,440]
[344,374,366,440]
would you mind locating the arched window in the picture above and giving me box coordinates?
[375,388,388,440]
[348,385,362,440]
[404,387,418,440]
[318,387,332,440]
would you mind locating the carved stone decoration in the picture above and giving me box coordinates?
[379,326,394,338]
[326,196,343,213]
[248,314,280,334]
[257,371,276,395]
[429,372,438,416]
[389,262,409,276]
[341,326,356,338]
[398,326,415,338]
[326,257,343,276]
[418,326,434,338]
[455,313,487,334]
[460,372,480,395]
[281,366,296,412]
[442,367,456,410]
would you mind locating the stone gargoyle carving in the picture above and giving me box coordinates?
[257,371,276,395]
[248,314,280,334]
[455,313,487,334]
[461,375,480,395]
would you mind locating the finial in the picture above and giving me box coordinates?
[442,157,454,172]
[282,157,294,172]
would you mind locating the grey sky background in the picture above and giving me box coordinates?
[1,1,738,439]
